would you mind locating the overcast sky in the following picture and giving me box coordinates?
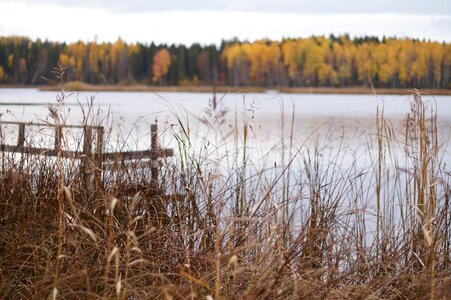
[0,0,450,45]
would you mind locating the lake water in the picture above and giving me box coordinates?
[2,88,451,120]
[0,89,451,131]
[1,88,450,151]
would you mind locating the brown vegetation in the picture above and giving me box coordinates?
[0,86,450,299]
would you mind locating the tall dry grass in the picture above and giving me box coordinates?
[0,83,450,299]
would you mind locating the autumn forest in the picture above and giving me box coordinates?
[0,35,450,89]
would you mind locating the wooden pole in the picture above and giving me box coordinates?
[95,126,104,189]
[151,124,158,192]
[82,126,93,189]
[83,127,92,156]
[17,124,25,149]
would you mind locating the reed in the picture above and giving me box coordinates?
[0,86,449,299]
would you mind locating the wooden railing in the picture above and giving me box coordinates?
[0,121,173,189]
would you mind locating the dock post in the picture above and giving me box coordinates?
[151,124,159,192]
[82,126,93,190]
[95,126,104,189]
[17,124,25,149]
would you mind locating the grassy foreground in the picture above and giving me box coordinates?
[0,88,450,299]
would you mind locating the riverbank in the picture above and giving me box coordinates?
[37,82,266,93]
[278,86,451,95]
[2,82,450,95]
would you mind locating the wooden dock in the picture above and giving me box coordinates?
[0,121,173,189]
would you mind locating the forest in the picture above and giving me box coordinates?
[0,35,449,89]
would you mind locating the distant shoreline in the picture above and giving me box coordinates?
[1,83,450,95]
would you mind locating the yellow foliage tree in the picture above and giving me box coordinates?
[282,40,300,80]
[397,39,414,85]
[87,42,99,75]
[222,44,249,86]
[59,54,75,68]
[332,39,355,86]
[430,42,444,88]
[7,54,14,69]
[444,44,451,88]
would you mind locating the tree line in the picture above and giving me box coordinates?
[0,35,449,88]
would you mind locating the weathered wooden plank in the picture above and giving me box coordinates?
[0,144,82,158]
[0,144,173,161]
[103,149,173,161]
[0,121,102,130]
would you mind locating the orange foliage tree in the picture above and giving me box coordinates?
[152,49,171,84]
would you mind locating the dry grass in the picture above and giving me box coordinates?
[0,83,450,299]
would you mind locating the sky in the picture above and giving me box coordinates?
[0,0,450,45]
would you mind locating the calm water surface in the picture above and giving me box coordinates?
[1,88,451,120]
[0,88,450,159]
